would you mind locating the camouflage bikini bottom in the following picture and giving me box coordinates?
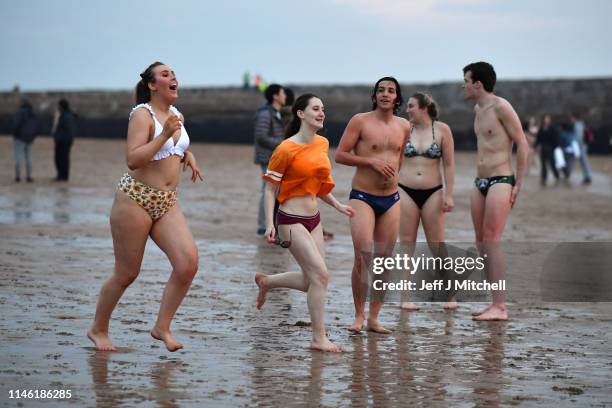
[117,173,177,221]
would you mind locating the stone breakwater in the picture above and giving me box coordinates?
[1,79,610,152]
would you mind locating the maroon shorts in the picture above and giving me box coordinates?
[276,209,321,233]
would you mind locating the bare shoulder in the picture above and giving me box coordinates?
[494,96,517,115]
[394,115,410,128]
[129,107,154,126]
[353,112,370,123]
[434,120,451,132]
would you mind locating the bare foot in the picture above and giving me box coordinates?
[87,327,117,351]
[150,327,183,352]
[471,304,493,316]
[311,337,344,352]
[443,301,459,310]
[348,315,365,332]
[472,305,508,321]
[366,318,392,334]
[255,272,269,310]
[400,302,420,311]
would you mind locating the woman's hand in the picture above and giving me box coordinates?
[182,151,203,182]
[443,194,454,212]
[335,203,355,217]
[265,225,276,244]
[162,115,182,140]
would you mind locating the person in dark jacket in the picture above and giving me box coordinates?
[12,99,38,182]
[52,99,77,181]
[253,84,286,235]
[535,115,559,185]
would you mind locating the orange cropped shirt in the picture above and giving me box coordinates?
[263,135,335,204]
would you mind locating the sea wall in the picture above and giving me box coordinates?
[1,78,610,153]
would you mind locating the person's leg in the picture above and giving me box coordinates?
[470,187,489,316]
[149,203,199,351]
[14,139,23,181]
[348,200,376,332]
[54,141,61,180]
[88,192,152,351]
[550,149,560,180]
[579,141,592,182]
[539,148,547,184]
[398,188,420,311]
[473,183,512,321]
[257,164,267,234]
[64,140,73,180]
[294,223,342,352]
[368,201,401,333]
[257,222,342,352]
[59,141,70,180]
[420,189,456,309]
[25,142,33,181]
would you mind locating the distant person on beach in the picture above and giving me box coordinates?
[523,116,540,175]
[51,99,77,181]
[335,77,410,333]
[242,70,251,90]
[535,115,560,185]
[253,84,286,236]
[398,92,456,311]
[558,120,577,180]
[462,61,528,321]
[88,62,203,352]
[255,93,354,352]
[12,99,38,183]
[570,113,592,184]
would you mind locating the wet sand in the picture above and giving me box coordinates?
[1,136,611,406]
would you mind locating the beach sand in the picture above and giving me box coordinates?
[1,136,611,406]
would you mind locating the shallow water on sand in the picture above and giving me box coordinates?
[1,139,611,406]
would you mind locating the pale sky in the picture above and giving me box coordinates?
[2,0,610,91]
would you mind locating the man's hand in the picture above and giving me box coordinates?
[369,158,395,179]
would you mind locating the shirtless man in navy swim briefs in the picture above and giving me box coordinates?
[335,77,410,333]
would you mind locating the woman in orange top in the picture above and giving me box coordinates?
[255,93,354,353]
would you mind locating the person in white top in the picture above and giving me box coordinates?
[88,62,203,352]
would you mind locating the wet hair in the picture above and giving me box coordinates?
[411,92,438,120]
[371,76,403,114]
[285,93,319,138]
[265,84,284,105]
[463,62,496,93]
[58,98,71,112]
[136,61,165,104]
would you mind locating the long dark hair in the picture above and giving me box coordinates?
[284,93,319,138]
[135,61,164,104]
[411,92,438,120]
[371,76,403,114]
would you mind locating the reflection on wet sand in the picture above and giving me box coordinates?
[2,141,611,406]
[53,186,71,224]
[471,322,506,408]
[88,351,190,408]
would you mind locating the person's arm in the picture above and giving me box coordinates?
[335,114,395,178]
[263,182,278,243]
[177,114,203,182]
[254,109,280,150]
[320,193,354,217]
[497,101,528,208]
[440,123,455,212]
[126,109,181,170]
